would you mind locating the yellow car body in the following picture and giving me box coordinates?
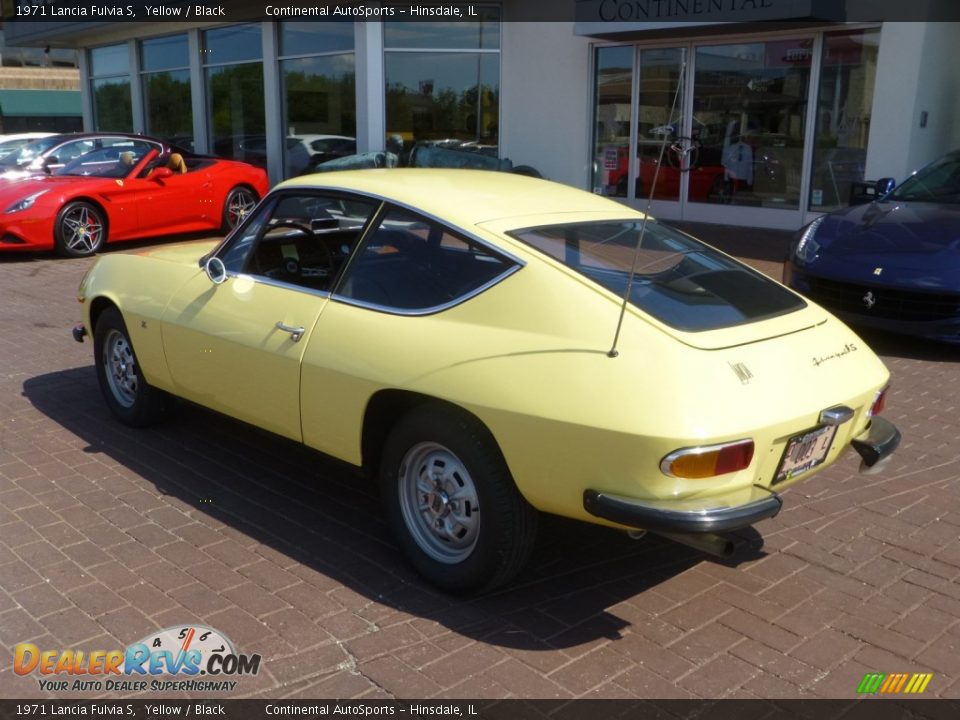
[75,170,899,592]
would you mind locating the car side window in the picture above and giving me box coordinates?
[221,192,378,292]
[336,207,515,312]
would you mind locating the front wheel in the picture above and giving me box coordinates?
[379,405,538,594]
[93,307,168,427]
[221,186,258,233]
[55,201,106,258]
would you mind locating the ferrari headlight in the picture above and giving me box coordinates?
[794,216,824,264]
[5,190,49,214]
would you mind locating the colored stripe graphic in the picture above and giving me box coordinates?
[857,672,932,694]
[857,673,885,693]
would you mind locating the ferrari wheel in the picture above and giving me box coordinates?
[380,404,538,594]
[55,201,106,258]
[221,186,258,233]
[94,307,168,427]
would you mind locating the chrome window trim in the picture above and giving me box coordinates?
[282,186,528,269]
[221,271,332,300]
[209,185,527,313]
[332,262,522,317]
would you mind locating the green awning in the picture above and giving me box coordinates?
[0,89,81,118]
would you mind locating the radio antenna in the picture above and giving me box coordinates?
[608,56,687,358]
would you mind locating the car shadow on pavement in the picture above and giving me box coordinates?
[23,366,766,650]
[856,328,960,362]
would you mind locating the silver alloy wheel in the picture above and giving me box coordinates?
[226,189,257,228]
[62,205,103,255]
[398,441,481,564]
[103,329,138,409]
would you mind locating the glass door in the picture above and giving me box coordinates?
[683,37,813,227]
[634,47,687,214]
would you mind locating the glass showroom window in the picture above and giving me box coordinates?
[691,40,812,210]
[204,25,265,167]
[141,34,192,149]
[90,44,132,132]
[279,22,356,178]
[383,10,500,163]
[592,46,632,198]
[810,29,880,212]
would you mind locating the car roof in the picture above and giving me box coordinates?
[276,169,640,227]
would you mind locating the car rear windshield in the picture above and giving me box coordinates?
[889,152,960,203]
[508,220,805,332]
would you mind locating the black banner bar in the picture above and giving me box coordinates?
[6,0,960,23]
[1,700,960,720]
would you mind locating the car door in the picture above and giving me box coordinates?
[159,190,380,442]
[134,161,210,235]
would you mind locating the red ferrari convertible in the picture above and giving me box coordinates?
[0,138,268,257]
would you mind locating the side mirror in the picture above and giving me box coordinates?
[877,177,896,195]
[151,167,174,180]
[205,256,227,285]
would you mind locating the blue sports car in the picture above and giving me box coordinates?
[785,150,960,343]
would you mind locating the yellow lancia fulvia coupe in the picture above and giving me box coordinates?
[73,170,900,592]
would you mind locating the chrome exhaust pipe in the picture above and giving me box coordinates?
[654,530,741,558]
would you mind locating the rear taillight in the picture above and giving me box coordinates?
[661,439,755,479]
[869,386,889,417]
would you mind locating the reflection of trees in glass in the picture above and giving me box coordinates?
[145,71,192,140]
[93,80,132,132]
[385,81,499,142]
[208,64,265,139]
[283,64,356,135]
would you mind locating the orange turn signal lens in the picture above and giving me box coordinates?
[661,439,755,479]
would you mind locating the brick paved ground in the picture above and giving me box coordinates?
[1,227,959,700]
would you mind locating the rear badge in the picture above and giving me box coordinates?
[729,362,753,385]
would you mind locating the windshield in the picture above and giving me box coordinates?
[890,153,960,203]
[0,136,62,168]
[54,146,151,178]
[509,220,805,332]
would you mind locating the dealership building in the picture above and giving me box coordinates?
[5,1,959,230]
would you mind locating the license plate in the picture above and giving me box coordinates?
[774,424,838,484]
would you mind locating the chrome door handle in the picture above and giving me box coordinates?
[275,321,305,342]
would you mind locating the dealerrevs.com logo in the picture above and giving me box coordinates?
[14,624,261,693]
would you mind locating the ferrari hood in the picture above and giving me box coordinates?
[819,200,960,266]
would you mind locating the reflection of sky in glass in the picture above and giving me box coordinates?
[384,15,500,49]
[141,34,188,71]
[280,21,354,56]
[204,24,262,64]
[91,44,129,76]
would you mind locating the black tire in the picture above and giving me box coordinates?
[93,307,168,427]
[55,201,106,258]
[379,404,538,594]
[221,186,258,233]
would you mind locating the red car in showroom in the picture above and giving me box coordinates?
[0,135,267,257]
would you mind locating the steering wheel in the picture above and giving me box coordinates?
[267,220,335,282]
[665,137,702,172]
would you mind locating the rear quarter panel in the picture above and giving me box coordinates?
[300,244,890,525]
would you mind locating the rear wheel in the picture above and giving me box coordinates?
[379,404,538,593]
[55,201,105,258]
[221,186,258,233]
[93,307,168,427]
